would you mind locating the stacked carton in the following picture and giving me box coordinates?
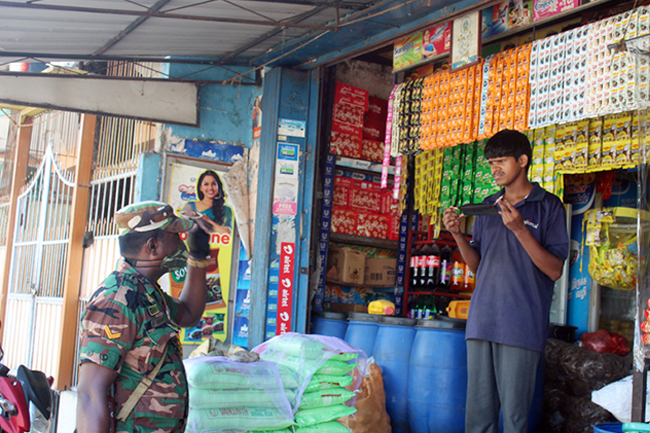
[332,174,400,240]
[330,83,369,159]
[361,96,388,162]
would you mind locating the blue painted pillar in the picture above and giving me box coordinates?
[135,152,162,202]
[248,67,316,348]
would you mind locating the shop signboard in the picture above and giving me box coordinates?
[165,162,237,344]
[533,0,580,23]
[393,33,423,70]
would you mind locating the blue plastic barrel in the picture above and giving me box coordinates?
[344,312,381,357]
[374,316,417,433]
[408,317,467,433]
[311,312,348,339]
[594,424,623,433]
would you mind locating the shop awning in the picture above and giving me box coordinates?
[0,0,498,70]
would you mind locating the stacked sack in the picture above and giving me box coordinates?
[184,356,294,433]
[253,333,367,433]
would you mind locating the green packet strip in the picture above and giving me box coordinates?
[294,404,357,428]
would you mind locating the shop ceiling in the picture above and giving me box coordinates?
[0,0,501,71]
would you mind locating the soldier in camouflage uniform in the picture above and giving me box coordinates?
[76,201,212,433]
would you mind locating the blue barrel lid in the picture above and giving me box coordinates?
[416,315,467,330]
[314,311,347,320]
[348,312,382,322]
[380,316,417,326]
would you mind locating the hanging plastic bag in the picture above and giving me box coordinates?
[581,330,630,356]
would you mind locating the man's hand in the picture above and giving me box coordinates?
[186,219,211,258]
[496,197,526,234]
[442,207,463,235]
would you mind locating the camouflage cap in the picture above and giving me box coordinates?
[115,201,194,236]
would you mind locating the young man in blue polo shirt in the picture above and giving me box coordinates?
[442,129,569,433]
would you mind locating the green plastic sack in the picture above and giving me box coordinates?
[305,374,354,392]
[316,360,357,376]
[249,429,293,433]
[294,421,352,433]
[300,387,356,409]
[187,407,293,432]
[189,387,295,409]
[295,404,357,427]
[186,359,285,390]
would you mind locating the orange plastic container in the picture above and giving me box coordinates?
[446,300,470,319]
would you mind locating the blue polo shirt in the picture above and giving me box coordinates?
[466,182,569,353]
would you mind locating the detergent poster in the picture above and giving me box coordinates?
[166,162,236,344]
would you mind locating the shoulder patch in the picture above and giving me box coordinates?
[104,325,122,340]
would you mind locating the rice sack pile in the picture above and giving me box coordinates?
[252,333,367,433]
[184,356,294,433]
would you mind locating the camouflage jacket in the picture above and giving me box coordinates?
[79,260,187,433]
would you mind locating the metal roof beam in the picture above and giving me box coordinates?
[94,0,173,56]
[0,1,339,30]
[0,51,250,66]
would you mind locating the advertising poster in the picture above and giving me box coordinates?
[564,174,596,336]
[393,33,423,70]
[273,143,299,217]
[533,0,579,23]
[277,242,295,335]
[167,162,236,343]
[422,22,451,60]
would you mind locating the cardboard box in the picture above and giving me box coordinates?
[330,302,368,314]
[364,258,397,287]
[326,248,366,285]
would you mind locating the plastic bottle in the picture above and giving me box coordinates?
[417,244,430,289]
[425,243,441,289]
[410,245,421,290]
[464,266,476,292]
[438,245,453,288]
[450,248,466,291]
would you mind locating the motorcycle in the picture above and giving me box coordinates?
[0,323,53,433]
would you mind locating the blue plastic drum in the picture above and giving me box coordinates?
[344,312,381,357]
[374,316,417,433]
[408,317,467,433]
[311,312,348,340]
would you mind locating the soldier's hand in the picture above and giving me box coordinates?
[186,219,211,258]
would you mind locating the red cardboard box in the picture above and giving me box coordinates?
[366,96,388,121]
[350,188,382,213]
[357,212,390,239]
[335,93,368,110]
[389,214,400,241]
[330,130,361,158]
[333,103,365,128]
[361,139,385,163]
[363,116,387,141]
[381,191,400,215]
[335,82,369,109]
[332,120,363,138]
[331,209,358,235]
[333,184,350,209]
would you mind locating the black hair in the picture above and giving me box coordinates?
[484,129,532,171]
[119,229,164,257]
[197,170,226,225]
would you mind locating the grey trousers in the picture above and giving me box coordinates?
[465,339,540,433]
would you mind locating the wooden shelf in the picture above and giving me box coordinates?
[329,232,398,250]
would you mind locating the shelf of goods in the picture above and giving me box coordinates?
[403,230,473,310]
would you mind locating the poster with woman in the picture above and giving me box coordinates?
[165,162,236,344]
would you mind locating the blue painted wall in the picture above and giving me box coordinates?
[162,64,262,147]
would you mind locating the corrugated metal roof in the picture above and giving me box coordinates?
[0,0,488,68]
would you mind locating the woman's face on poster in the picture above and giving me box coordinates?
[200,175,219,200]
